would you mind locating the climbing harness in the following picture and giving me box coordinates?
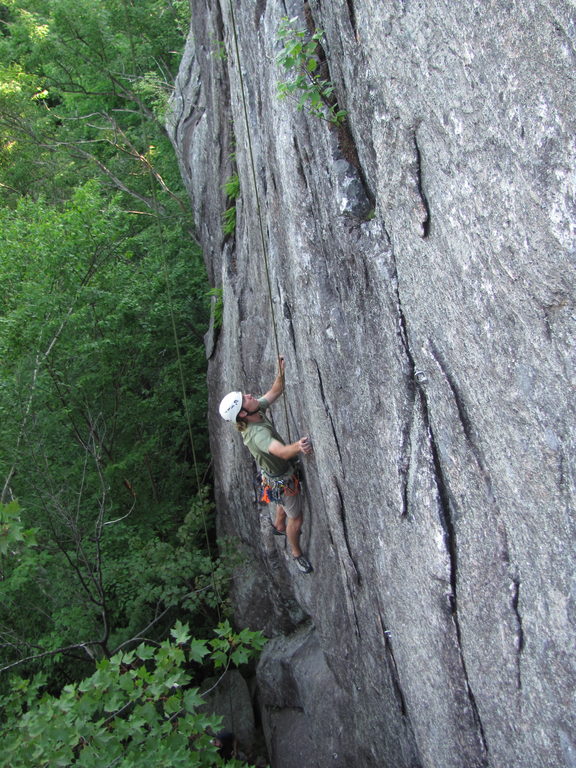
[228,0,292,442]
[256,469,301,505]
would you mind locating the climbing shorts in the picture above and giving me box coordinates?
[279,483,302,519]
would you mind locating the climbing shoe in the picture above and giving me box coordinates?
[294,554,313,574]
[269,521,286,536]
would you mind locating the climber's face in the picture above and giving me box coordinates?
[241,393,260,415]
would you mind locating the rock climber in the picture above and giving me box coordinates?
[219,356,313,574]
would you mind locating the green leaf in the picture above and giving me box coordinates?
[183,687,203,712]
[231,646,250,665]
[188,638,210,663]
[102,691,126,713]
[213,619,232,638]
[135,644,156,662]
[210,649,228,669]
[170,620,191,646]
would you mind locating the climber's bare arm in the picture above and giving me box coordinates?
[268,436,312,460]
[262,356,285,405]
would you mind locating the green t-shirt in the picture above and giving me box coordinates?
[242,398,293,478]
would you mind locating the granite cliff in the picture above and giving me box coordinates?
[167,1,576,766]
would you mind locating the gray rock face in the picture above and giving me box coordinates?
[167,1,576,766]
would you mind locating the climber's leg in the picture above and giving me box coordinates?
[286,513,303,558]
[273,489,313,573]
[282,491,304,558]
[273,504,287,533]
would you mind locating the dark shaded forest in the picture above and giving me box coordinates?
[0,2,261,764]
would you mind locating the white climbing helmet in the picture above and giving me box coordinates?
[219,391,243,422]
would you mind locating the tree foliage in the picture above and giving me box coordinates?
[276,16,347,124]
[0,0,190,205]
[0,0,233,710]
[0,620,266,767]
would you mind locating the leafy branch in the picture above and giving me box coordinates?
[221,171,239,236]
[276,16,347,125]
[0,620,267,767]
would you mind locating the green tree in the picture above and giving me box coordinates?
[0,0,226,694]
[0,182,219,685]
[0,619,266,767]
[0,0,191,208]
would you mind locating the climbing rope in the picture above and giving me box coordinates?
[228,0,292,442]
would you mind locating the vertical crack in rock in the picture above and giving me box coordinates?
[350,596,362,638]
[345,0,357,37]
[333,476,361,589]
[374,605,424,767]
[412,128,430,238]
[386,236,421,521]
[292,136,310,190]
[510,576,524,690]
[429,341,525,695]
[386,232,413,366]
[314,360,343,463]
[428,342,485,469]
[400,382,417,519]
[376,609,409,720]
[254,0,267,27]
[317,481,337,553]
[499,522,525,690]
[282,294,297,350]
[422,397,489,762]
